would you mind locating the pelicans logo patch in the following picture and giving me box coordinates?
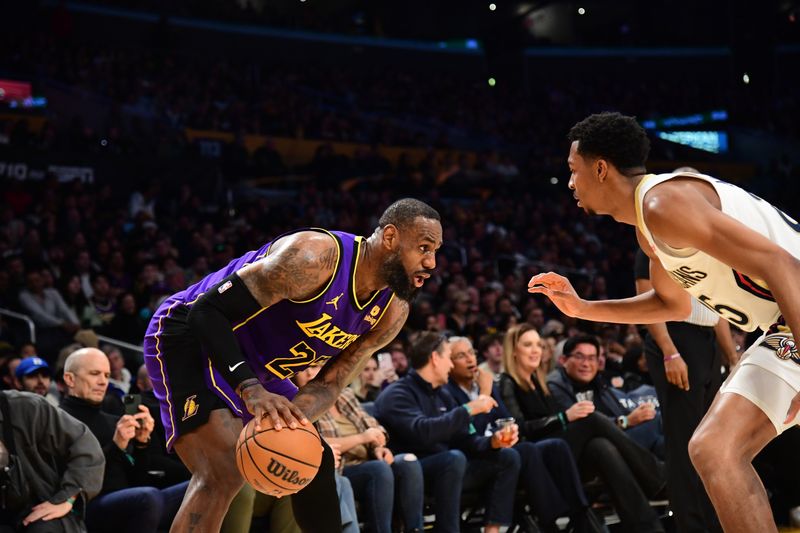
[761,335,800,366]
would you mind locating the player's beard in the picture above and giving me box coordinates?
[382,252,419,302]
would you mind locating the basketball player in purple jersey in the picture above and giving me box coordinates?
[143,199,442,532]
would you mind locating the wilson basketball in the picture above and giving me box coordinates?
[235,417,323,497]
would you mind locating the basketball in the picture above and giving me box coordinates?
[235,417,323,497]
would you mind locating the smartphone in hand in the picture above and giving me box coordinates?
[122,394,143,426]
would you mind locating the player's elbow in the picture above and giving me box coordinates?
[673,297,693,321]
[664,294,692,322]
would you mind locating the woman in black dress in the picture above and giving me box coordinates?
[498,323,666,533]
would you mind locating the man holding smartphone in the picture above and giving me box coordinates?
[60,347,189,533]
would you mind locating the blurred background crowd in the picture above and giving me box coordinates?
[1,0,800,531]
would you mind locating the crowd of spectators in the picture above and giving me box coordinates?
[0,151,682,531]
[2,4,800,531]
[7,16,798,158]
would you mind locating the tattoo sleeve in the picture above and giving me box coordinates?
[293,300,409,421]
[239,233,337,307]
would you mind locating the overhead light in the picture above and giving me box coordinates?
[488,77,497,87]
[742,73,750,84]
[489,3,497,11]
[578,7,586,15]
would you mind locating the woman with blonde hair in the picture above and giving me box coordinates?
[499,323,667,533]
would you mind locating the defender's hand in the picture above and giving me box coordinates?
[528,273,586,317]
[241,385,309,431]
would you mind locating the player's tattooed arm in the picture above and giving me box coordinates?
[293,299,410,421]
[237,231,339,307]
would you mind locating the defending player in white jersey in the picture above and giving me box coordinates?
[529,112,800,533]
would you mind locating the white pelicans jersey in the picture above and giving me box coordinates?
[634,172,800,333]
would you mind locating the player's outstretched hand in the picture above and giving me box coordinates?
[528,272,585,317]
[241,385,309,431]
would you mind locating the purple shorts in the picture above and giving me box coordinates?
[143,296,298,450]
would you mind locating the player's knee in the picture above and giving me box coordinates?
[195,465,245,496]
[688,427,724,476]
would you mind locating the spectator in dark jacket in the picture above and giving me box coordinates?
[60,348,188,533]
[375,332,520,533]
[498,323,666,533]
[0,390,104,533]
[548,335,665,459]
[445,336,602,533]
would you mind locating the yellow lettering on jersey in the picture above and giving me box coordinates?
[319,328,359,350]
[305,322,331,337]
[297,314,333,334]
[296,314,361,350]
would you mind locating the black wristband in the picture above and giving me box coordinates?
[187,273,263,389]
[237,380,261,398]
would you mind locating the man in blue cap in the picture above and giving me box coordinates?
[15,356,58,406]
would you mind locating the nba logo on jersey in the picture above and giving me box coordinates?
[218,280,233,294]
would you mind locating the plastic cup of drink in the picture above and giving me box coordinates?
[494,417,515,443]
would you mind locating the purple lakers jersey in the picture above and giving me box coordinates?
[158,229,394,420]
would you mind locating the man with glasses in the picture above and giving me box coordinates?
[548,335,665,458]
[446,336,602,533]
[375,332,519,533]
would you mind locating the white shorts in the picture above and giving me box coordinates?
[719,331,800,435]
